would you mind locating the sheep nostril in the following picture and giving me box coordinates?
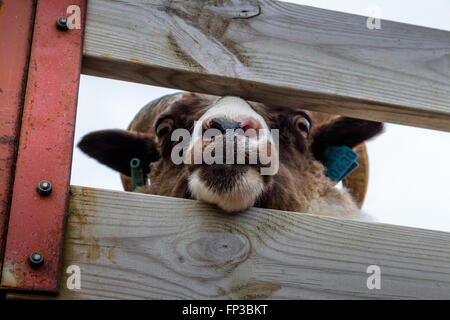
[209,117,241,134]
[239,117,261,135]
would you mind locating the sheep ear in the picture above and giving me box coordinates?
[78,129,160,176]
[311,117,384,163]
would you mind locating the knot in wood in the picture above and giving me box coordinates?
[188,232,250,265]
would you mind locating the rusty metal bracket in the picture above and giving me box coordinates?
[0,0,36,281]
[0,0,86,293]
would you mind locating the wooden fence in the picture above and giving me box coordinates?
[4,0,450,299]
[83,0,450,131]
[9,186,450,299]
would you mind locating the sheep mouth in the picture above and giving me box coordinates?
[185,133,276,173]
[197,164,250,193]
[187,166,265,213]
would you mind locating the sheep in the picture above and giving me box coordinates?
[78,92,383,219]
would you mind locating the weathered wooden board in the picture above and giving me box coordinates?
[82,0,450,131]
[8,186,450,299]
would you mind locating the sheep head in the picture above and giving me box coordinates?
[78,92,383,216]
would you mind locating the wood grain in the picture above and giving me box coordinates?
[8,186,450,299]
[82,0,450,131]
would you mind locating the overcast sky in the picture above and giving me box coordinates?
[71,0,450,232]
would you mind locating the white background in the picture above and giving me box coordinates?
[71,0,450,232]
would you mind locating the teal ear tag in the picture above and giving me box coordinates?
[324,146,359,182]
[130,157,146,191]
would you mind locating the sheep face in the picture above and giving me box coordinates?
[79,92,383,215]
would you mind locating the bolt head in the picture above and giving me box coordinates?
[29,252,44,268]
[37,180,52,196]
[56,17,69,31]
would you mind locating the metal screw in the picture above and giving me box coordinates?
[56,17,69,31]
[29,252,44,268]
[37,180,52,196]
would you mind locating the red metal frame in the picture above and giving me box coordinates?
[0,0,36,276]
[0,0,86,292]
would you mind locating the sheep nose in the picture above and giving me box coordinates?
[209,117,241,134]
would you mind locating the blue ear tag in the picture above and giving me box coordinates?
[324,146,359,182]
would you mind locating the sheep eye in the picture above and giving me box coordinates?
[294,115,310,135]
[155,119,173,138]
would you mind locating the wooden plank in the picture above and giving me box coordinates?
[82,0,450,131]
[8,186,450,299]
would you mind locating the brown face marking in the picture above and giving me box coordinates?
[152,92,210,158]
